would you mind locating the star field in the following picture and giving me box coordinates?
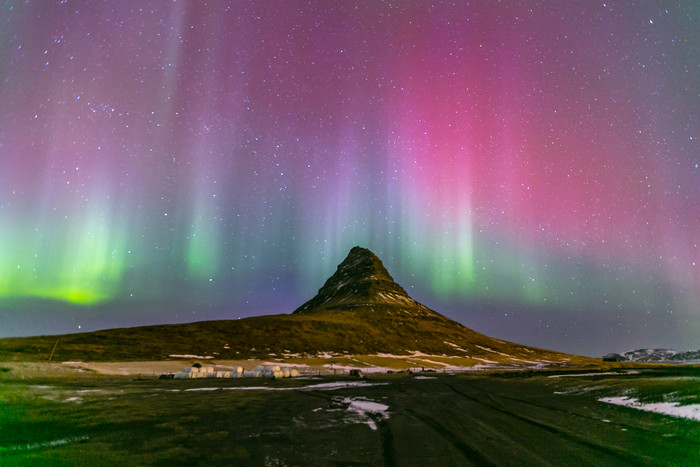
[0,1,698,356]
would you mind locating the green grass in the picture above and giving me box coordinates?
[547,366,700,404]
[1,369,698,465]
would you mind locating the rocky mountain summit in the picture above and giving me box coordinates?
[294,246,432,316]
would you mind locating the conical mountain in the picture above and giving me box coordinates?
[0,247,586,366]
[288,246,577,361]
[293,246,432,316]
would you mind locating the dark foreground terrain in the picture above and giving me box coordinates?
[1,368,698,466]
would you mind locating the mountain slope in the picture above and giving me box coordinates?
[0,247,587,364]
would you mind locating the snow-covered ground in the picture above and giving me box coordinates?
[22,353,565,378]
[444,341,468,353]
[168,354,214,359]
[475,345,512,358]
[2,436,90,453]
[176,381,388,393]
[599,396,700,421]
[340,397,390,430]
[32,380,389,402]
[323,362,390,374]
[548,371,640,378]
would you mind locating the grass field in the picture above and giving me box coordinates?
[1,367,698,465]
[0,310,593,366]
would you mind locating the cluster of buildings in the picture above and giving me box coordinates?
[172,364,300,379]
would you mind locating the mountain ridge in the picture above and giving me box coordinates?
[0,247,591,365]
[603,348,700,363]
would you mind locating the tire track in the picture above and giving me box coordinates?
[375,418,396,467]
[444,382,643,464]
[475,384,700,446]
[404,408,497,466]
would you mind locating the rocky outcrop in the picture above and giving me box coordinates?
[293,246,433,316]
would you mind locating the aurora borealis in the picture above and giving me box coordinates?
[0,1,697,356]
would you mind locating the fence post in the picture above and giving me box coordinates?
[48,339,59,363]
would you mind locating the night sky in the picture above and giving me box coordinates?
[0,1,698,356]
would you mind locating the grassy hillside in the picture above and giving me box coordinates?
[0,248,600,365]
[0,308,585,364]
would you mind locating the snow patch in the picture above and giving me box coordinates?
[341,397,389,430]
[599,396,700,422]
[376,292,414,305]
[324,363,396,374]
[444,342,468,353]
[374,353,407,358]
[177,381,387,393]
[302,381,387,391]
[408,350,432,357]
[169,354,214,359]
[475,345,512,358]
[412,358,451,368]
[0,436,89,453]
[471,356,497,364]
[548,371,639,378]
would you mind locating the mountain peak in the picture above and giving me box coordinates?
[339,246,394,281]
[293,246,430,315]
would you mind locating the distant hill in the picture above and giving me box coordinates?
[603,348,700,363]
[0,247,589,365]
